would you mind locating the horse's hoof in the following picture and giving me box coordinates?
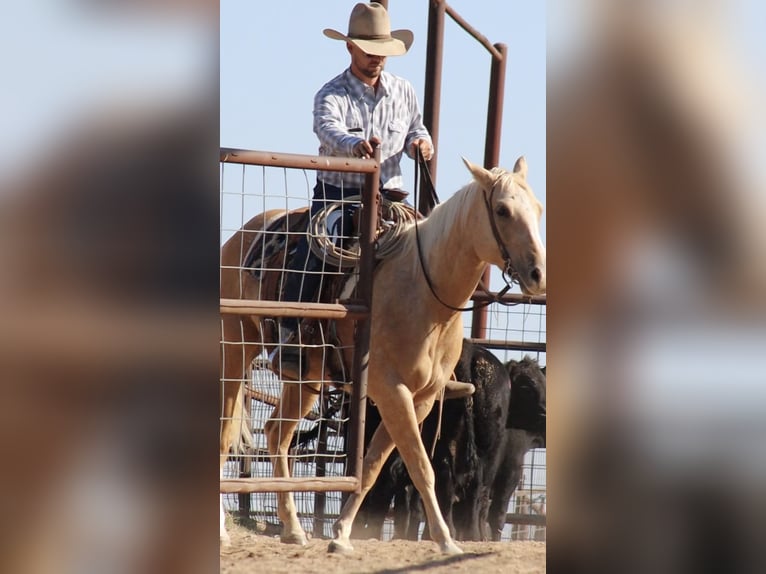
[280,532,308,546]
[440,541,464,555]
[327,539,354,554]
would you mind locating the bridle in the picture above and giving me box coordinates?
[480,177,521,286]
[413,150,521,312]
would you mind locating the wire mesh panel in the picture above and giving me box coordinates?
[506,447,547,541]
[220,160,364,299]
[219,149,380,539]
[471,298,546,542]
[222,363,352,538]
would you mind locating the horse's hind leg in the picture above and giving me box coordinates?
[263,379,320,545]
[219,315,260,545]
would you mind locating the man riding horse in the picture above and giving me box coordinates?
[271,2,434,378]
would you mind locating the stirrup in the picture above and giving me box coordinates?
[442,380,476,400]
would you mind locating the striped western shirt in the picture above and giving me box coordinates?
[313,68,432,190]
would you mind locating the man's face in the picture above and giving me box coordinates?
[348,43,386,81]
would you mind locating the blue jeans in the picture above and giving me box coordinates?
[281,181,360,331]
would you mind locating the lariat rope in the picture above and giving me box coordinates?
[307,194,418,269]
[430,383,446,460]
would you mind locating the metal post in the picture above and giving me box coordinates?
[484,43,507,170]
[237,384,253,519]
[346,144,379,489]
[471,43,507,340]
[420,0,445,215]
[313,396,329,538]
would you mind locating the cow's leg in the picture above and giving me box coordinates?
[454,472,485,541]
[328,419,397,553]
[488,458,523,541]
[478,486,492,541]
[263,379,320,545]
[404,488,423,540]
[393,484,414,539]
[366,387,462,555]
[451,492,474,541]
[219,316,259,545]
[434,455,457,540]
[467,485,485,541]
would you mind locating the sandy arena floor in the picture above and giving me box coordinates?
[220,522,545,574]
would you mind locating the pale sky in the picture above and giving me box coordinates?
[220,1,547,246]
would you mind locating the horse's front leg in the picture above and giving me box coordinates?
[327,418,397,553]
[263,379,319,545]
[375,386,463,555]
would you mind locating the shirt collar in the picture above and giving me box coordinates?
[344,68,389,99]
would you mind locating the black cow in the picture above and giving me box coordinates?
[485,357,546,540]
[352,345,546,542]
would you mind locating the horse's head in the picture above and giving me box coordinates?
[462,157,546,295]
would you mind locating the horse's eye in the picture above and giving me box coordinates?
[495,204,510,218]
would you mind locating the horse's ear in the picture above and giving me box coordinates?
[461,157,495,190]
[513,156,528,178]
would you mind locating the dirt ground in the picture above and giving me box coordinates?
[220,522,545,574]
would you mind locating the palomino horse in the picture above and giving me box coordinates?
[219,157,546,554]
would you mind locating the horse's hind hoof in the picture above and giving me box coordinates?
[280,532,308,546]
[327,539,354,554]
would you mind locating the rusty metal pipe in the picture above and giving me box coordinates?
[220,148,379,174]
[484,43,507,170]
[472,43,508,340]
[420,0,446,215]
[444,3,503,59]
[471,291,546,305]
[346,144,380,490]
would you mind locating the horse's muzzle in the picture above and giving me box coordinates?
[521,264,546,295]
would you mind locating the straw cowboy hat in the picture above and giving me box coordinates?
[323,2,414,57]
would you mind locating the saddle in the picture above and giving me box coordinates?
[243,198,418,381]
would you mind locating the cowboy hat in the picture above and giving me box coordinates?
[323,2,413,57]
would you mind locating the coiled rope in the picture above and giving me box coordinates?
[308,195,419,269]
